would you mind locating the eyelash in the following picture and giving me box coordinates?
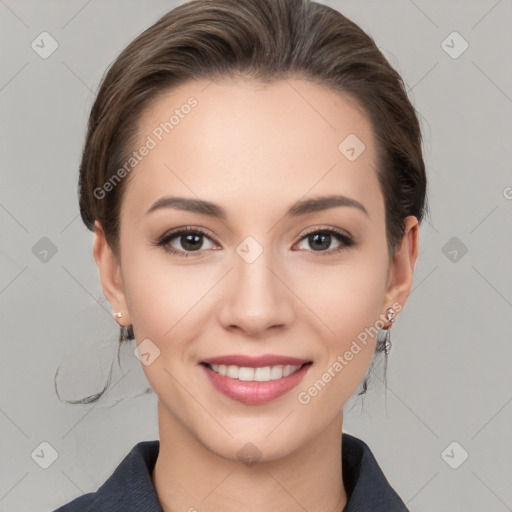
[154,226,355,258]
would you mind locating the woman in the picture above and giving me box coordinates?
[54,0,427,510]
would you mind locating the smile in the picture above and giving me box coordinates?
[199,355,313,405]
[205,363,303,381]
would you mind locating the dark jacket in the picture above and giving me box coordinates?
[52,433,410,511]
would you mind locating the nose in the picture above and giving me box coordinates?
[217,247,295,337]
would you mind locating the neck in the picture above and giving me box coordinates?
[151,401,347,512]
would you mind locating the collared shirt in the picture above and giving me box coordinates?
[52,433,410,511]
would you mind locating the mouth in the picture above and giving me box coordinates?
[199,356,313,405]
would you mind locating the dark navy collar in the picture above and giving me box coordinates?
[341,433,409,511]
[53,433,409,511]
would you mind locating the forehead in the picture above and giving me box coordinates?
[123,77,382,220]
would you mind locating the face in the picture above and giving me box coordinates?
[94,77,417,462]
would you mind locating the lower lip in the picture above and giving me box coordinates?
[201,363,312,405]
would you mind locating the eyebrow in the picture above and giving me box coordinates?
[145,194,369,219]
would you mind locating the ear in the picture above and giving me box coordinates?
[381,215,420,322]
[93,220,131,326]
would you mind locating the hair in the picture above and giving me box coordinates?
[59,0,429,404]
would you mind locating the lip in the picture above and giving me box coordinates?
[201,354,310,367]
[200,361,312,405]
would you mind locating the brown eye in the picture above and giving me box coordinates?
[175,232,204,251]
[156,227,218,257]
[295,228,354,254]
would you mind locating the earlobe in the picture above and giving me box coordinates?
[92,220,131,325]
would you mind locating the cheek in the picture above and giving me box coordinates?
[290,251,388,400]
[121,252,208,399]
[293,267,386,413]
[121,246,211,339]
[292,252,388,342]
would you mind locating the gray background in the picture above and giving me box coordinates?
[1,0,511,511]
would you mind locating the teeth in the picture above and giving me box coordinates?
[238,367,255,381]
[209,363,302,381]
[270,366,283,379]
[254,367,270,381]
[226,365,239,378]
[283,365,298,377]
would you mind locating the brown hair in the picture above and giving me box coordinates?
[72,0,428,402]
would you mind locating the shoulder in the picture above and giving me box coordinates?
[51,440,162,512]
[342,432,410,512]
[52,435,409,512]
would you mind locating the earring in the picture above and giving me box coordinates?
[113,312,123,318]
[384,307,395,355]
[384,327,392,355]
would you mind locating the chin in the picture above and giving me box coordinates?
[206,433,304,466]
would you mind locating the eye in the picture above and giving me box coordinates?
[153,225,355,257]
[294,227,355,254]
[155,227,218,257]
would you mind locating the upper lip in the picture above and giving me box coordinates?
[201,354,311,367]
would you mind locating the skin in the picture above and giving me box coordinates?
[93,77,419,512]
